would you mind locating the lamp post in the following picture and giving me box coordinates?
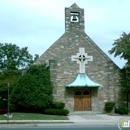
[7,82,10,122]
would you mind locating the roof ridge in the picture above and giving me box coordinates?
[70,3,80,8]
[54,36,78,60]
[81,33,120,68]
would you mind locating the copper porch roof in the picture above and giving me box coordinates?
[66,73,102,87]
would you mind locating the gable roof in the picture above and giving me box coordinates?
[35,31,119,69]
[34,4,119,69]
[54,32,114,63]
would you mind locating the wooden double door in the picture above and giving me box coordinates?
[74,90,91,111]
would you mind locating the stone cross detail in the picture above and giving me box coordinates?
[71,47,93,73]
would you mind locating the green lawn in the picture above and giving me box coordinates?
[0,113,68,120]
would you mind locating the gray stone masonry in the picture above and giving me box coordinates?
[34,3,121,112]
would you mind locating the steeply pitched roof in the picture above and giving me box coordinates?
[54,33,112,62]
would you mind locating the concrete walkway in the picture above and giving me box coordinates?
[0,112,130,127]
[68,112,130,125]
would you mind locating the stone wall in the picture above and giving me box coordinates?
[47,32,121,112]
[34,3,121,112]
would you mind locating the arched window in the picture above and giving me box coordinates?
[75,91,82,95]
[83,91,89,95]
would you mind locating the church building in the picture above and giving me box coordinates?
[34,3,121,112]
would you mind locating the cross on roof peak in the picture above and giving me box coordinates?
[71,48,93,73]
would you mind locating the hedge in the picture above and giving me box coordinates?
[115,107,129,115]
[51,101,65,109]
[44,109,69,115]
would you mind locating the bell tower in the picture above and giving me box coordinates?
[65,3,85,33]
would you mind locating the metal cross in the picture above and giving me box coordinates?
[71,48,93,73]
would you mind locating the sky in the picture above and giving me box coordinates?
[0,0,129,69]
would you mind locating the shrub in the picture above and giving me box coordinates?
[115,107,129,115]
[44,109,69,115]
[104,101,116,113]
[51,101,65,109]
[10,65,53,112]
[9,104,18,112]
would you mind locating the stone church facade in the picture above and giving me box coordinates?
[34,3,121,112]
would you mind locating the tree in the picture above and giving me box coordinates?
[0,70,21,109]
[0,43,39,71]
[119,67,130,99]
[109,32,130,66]
[0,43,39,110]
[10,65,53,112]
[109,32,130,107]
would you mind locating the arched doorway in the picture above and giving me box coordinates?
[74,90,91,111]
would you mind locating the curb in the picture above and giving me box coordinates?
[0,120,118,127]
[0,122,118,128]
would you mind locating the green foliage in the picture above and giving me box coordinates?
[109,32,130,65]
[0,70,21,109]
[0,70,21,88]
[44,101,69,115]
[0,43,39,71]
[0,43,39,110]
[44,109,69,115]
[10,65,53,111]
[109,32,130,104]
[51,101,65,109]
[119,67,130,101]
[115,107,129,115]
[104,101,116,113]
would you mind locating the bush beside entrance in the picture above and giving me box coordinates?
[104,101,116,113]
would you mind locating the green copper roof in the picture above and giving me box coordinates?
[66,73,102,87]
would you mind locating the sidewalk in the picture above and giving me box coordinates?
[68,112,130,125]
[0,112,130,127]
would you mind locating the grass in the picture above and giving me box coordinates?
[0,112,68,120]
